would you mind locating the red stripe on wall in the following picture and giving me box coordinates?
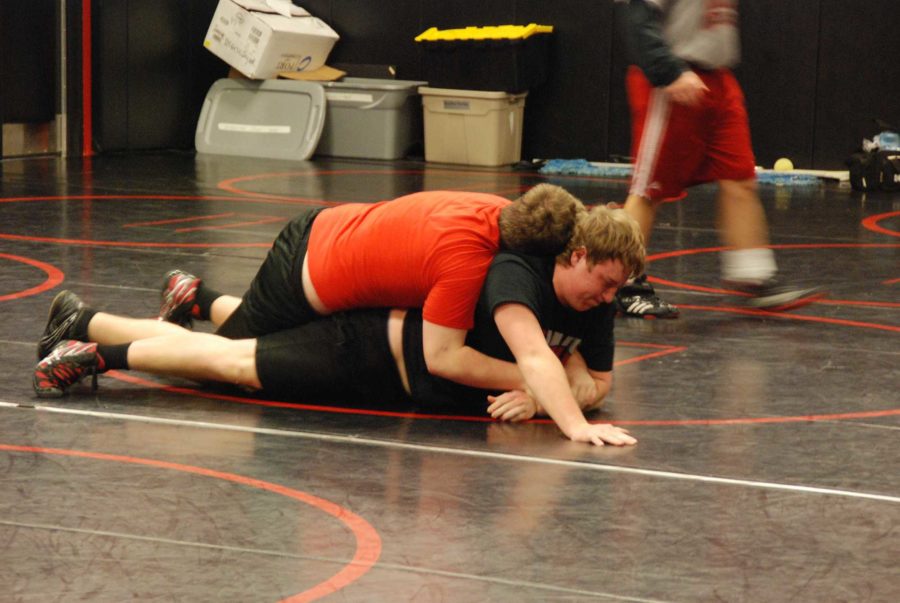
[81,0,93,157]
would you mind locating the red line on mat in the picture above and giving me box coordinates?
[0,444,381,602]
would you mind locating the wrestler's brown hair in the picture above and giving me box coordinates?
[499,184,586,256]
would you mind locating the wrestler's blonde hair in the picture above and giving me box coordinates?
[557,205,646,278]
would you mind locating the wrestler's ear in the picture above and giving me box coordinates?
[570,246,587,266]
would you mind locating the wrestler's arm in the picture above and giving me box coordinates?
[492,302,635,446]
[420,263,529,391]
[626,0,707,103]
[486,351,611,420]
[421,320,526,391]
[563,350,612,412]
[625,0,684,86]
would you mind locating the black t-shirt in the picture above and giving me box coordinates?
[403,252,616,407]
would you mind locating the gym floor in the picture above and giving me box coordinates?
[1,152,897,601]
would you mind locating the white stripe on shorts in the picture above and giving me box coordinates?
[630,89,671,199]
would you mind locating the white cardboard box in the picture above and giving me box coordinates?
[204,0,339,79]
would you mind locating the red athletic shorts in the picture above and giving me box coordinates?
[627,65,757,201]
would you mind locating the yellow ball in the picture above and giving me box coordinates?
[773,158,794,171]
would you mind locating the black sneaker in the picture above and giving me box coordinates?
[33,340,106,398]
[37,290,88,360]
[615,275,680,319]
[723,277,826,311]
[159,269,201,327]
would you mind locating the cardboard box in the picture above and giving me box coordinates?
[230,65,347,82]
[204,0,339,80]
[278,65,346,82]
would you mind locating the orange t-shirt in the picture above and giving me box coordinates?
[307,191,510,330]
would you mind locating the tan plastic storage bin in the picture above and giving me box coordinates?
[419,87,527,166]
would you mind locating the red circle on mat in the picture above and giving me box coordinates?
[0,444,381,602]
[0,253,64,302]
[861,210,900,237]
[0,195,287,249]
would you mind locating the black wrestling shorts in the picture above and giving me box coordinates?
[217,207,325,339]
[254,308,410,403]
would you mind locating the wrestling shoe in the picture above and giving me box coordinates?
[724,277,826,311]
[615,275,679,319]
[159,269,201,327]
[33,340,106,398]
[37,290,88,360]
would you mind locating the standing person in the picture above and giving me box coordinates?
[614,0,824,318]
[34,205,646,447]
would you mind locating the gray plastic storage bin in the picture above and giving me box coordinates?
[316,78,428,160]
[195,78,326,161]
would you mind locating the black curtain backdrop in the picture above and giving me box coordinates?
[12,0,895,168]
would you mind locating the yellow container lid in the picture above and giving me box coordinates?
[415,24,553,42]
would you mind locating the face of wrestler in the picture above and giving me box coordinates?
[554,247,629,311]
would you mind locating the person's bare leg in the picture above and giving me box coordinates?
[716,178,769,249]
[622,192,659,246]
[716,178,778,283]
[127,333,261,389]
[87,313,188,344]
[209,295,242,327]
[715,178,824,308]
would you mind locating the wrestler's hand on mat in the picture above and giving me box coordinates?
[568,423,637,447]
[487,390,538,422]
[664,71,708,106]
